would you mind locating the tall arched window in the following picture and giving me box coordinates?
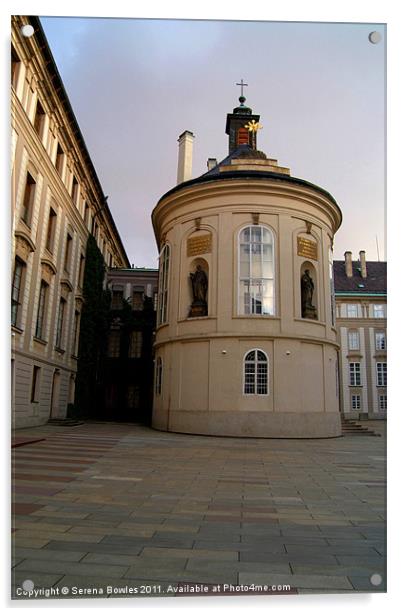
[239,226,274,315]
[155,357,163,395]
[157,244,170,326]
[244,349,269,395]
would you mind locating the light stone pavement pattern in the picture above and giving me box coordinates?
[11,421,386,599]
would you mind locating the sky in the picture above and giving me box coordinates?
[39,16,386,269]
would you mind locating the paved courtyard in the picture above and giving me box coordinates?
[11,421,386,600]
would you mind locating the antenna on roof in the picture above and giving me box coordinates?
[376,235,380,262]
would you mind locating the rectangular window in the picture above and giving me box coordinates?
[78,254,85,289]
[346,304,359,318]
[72,310,80,356]
[64,233,73,273]
[379,394,387,411]
[349,362,361,386]
[111,289,123,310]
[11,46,21,90]
[71,175,79,205]
[34,99,46,140]
[128,331,142,358]
[132,290,144,311]
[239,227,275,316]
[55,143,65,176]
[153,291,158,311]
[11,258,25,327]
[21,172,36,226]
[373,304,385,318]
[55,297,66,349]
[35,280,48,339]
[351,394,361,410]
[127,384,141,409]
[157,245,170,325]
[84,202,90,227]
[348,330,360,350]
[108,330,121,357]
[45,207,57,253]
[376,362,387,387]
[30,365,41,403]
[375,332,386,351]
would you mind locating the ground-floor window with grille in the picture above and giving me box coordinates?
[244,349,268,395]
[351,394,361,411]
[379,394,387,411]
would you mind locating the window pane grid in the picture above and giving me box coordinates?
[12,260,23,326]
[375,332,386,350]
[244,350,268,395]
[239,226,274,316]
[349,362,361,386]
[35,282,47,339]
[376,362,387,387]
[157,246,169,325]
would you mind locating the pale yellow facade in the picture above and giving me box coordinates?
[11,16,129,428]
[152,140,343,437]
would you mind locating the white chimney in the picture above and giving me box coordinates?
[177,130,194,185]
[207,158,217,171]
[359,250,367,278]
[344,251,353,278]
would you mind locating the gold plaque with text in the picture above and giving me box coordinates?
[187,234,212,257]
[297,237,318,260]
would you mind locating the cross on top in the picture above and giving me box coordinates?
[236,79,248,97]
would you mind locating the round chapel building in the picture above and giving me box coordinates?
[152,96,342,438]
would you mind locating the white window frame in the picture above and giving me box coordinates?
[346,304,359,318]
[349,362,361,386]
[375,331,386,351]
[373,304,385,318]
[348,330,360,351]
[129,331,142,358]
[351,394,361,410]
[238,225,275,316]
[376,362,387,387]
[243,349,269,396]
[379,394,387,411]
[157,244,170,326]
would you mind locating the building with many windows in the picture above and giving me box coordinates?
[334,251,387,420]
[96,268,158,423]
[11,16,129,428]
[151,96,343,438]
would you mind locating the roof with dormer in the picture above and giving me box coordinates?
[333,260,387,295]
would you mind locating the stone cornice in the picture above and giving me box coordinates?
[152,176,342,245]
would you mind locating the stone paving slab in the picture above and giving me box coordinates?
[11,420,387,600]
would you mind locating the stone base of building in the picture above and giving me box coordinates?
[153,410,342,438]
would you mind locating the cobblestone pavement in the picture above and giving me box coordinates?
[11,421,386,599]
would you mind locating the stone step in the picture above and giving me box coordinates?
[47,419,85,427]
[341,418,381,437]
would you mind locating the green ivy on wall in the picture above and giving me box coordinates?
[73,235,111,418]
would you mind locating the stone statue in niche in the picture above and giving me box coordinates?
[189,265,208,317]
[301,269,318,320]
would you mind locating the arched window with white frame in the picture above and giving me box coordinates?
[239,225,275,315]
[243,349,269,395]
[157,244,170,326]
